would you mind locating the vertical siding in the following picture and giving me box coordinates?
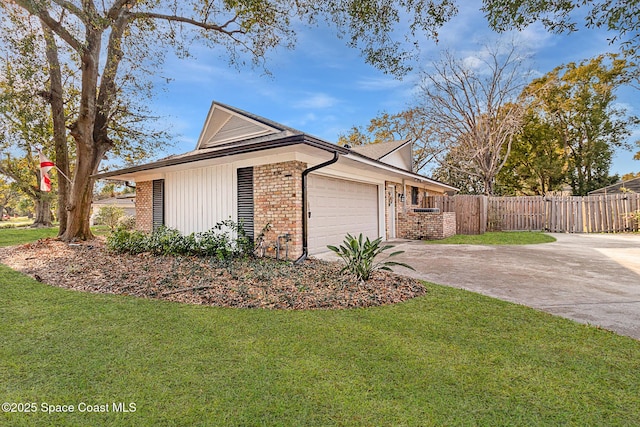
[164,164,235,234]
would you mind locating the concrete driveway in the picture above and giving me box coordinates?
[318,233,640,340]
[388,234,640,340]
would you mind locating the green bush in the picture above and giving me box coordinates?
[106,228,148,254]
[328,233,415,281]
[95,206,125,230]
[117,215,136,230]
[106,220,255,260]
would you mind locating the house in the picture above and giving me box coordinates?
[589,177,640,195]
[90,193,136,225]
[94,102,457,259]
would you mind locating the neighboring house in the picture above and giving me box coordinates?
[95,102,457,258]
[589,177,640,195]
[90,193,136,225]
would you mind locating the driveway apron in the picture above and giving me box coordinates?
[387,234,640,340]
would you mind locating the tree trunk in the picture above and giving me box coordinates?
[32,198,52,227]
[42,22,70,236]
[60,142,109,241]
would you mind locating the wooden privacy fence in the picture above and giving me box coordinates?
[423,195,487,235]
[424,194,640,234]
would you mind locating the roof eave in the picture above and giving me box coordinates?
[93,134,348,180]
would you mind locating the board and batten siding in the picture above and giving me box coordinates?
[164,164,235,234]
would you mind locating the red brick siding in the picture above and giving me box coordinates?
[253,161,306,259]
[135,181,153,232]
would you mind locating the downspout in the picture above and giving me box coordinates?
[294,151,340,264]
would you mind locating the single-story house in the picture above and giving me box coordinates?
[90,193,136,225]
[95,102,457,259]
[589,177,640,195]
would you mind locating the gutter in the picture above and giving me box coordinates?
[294,151,340,265]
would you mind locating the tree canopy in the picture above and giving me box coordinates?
[1,0,463,240]
[483,0,640,57]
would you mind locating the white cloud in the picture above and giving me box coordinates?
[356,76,407,91]
[293,93,340,109]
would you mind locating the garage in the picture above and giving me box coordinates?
[307,174,380,255]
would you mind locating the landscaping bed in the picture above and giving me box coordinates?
[0,238,425,309]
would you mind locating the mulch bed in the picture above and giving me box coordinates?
[0,238,426,309]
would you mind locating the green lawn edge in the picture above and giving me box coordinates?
[1,264,638,426]
[425,231,557,245]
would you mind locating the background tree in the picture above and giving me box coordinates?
[0,55,58,227]
[483,0,640,58]
[496,108,567,195]
[0,177,19,221]
[418,42,530,195]
[338,108,446,173]
[523,54,638,195]
[621,171,640,181]
[2,0,462,241]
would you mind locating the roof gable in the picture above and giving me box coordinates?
[196,102,287,149]
[350,139,413,171]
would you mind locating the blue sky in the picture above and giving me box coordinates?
[150,2,640,177]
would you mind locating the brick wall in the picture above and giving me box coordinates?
[135,181,153,232]
[386,181,449,239]
[254,161,306,260]
[397,211,456,240]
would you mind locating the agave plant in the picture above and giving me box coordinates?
[327,233,415,281]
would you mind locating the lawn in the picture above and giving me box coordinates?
[426,231,557,245]
[0,227,59,246]
[0,226,110,247]
[1,269,640,425]
[0,216,34,228]
[1,227,639,425]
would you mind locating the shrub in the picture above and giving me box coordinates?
[327,233,415,281]
[106,220,256,260]
[106,228,148,254]
[118,215,136,230]
[95,206,125,230]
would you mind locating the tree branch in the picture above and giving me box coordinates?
[129,11,244,36]
[50,0,88,23]
[14,0,83,52]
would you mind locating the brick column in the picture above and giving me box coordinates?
[254,161,306,259]
[135,181,153,232]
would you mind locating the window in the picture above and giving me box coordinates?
[411,186,419,205]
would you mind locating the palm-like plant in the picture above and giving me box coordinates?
[327,233,415,281]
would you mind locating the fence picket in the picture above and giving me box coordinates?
[423,193,640,234]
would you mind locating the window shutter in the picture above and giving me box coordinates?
[152,179,164,231]
[237,167,254,239]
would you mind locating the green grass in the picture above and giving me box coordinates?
[0,227,59,246]
[1,265,638,426]
[0,226,111,247]
[426,231,557,245]
[0,216,34,228]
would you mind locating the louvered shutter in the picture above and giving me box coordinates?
[152,179,164,231]
[236,167,254,239]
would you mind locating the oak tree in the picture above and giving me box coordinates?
[2,0,460,241]
[418,42,530,195]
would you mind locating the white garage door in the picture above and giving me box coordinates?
[308,174,379,255]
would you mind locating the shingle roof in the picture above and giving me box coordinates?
[349,139,410,160]
[589,177,640,194]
